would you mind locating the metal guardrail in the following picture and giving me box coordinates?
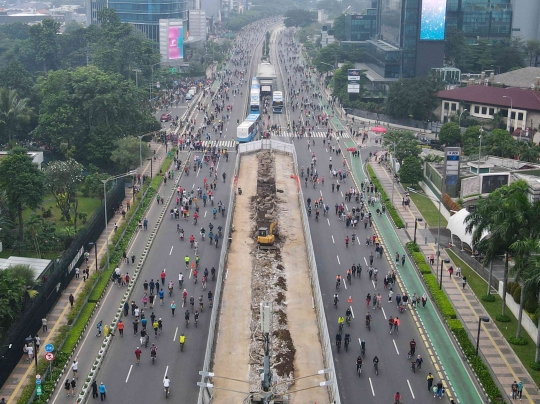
[197,139,340,404]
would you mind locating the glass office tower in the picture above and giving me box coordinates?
[107,0,188,43]
[446,0,512,43]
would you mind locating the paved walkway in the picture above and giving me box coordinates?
[0,142,167,403]
[368,158,540,403]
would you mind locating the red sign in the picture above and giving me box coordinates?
[45,352,54,362]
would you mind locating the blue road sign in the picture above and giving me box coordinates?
[44,344,54,353]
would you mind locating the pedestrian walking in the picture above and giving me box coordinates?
[511,381,518,399]
[422,293,428,308]
[436,381,443,398]
[42,317,48,333]
[409,339,416,356]
[99,382,106,401]
[75,267,79,279]
[171,301,176,316]
[72,358,78,379]
[462,276,467,290]
[388,288,393,302]
[427,372,434,391]
[69,293,75,307]
[118,320,124,336]
[448,266,454,278]
[393,317,400,333]
[517,380,523,398]
[64,379,71,396]
[70,378,76,396]
[34,335,40,352]
[91,380,98,399]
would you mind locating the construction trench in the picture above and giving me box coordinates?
[212,150,327,404]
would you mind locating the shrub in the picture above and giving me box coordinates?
[496,314,511,322]
[508,336,528,346]
[442,193,461,214]
[530,361,540,371]
[481,294,496,302]
[512,285,522,304]
[525,297,538,314]
[367,164,405,228]
[506,281,516,295]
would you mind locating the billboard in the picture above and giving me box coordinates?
[420,0,447,41]
[348,83,360,93]
[168,26,184,60]
[348,69,361,81]
[444,147,460,186]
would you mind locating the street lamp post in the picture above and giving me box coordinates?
[439,258,451,289]
[458,108,468,127]
[87,242,98,272]
[503,95,513,133]
[476,316,490,355]
[478,128,484,194]
[150,61,171,100]
[138,136,143,169]
[146,158,153,179]
[101,171,136,270]
[413,218,423,244]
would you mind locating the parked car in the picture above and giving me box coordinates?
[160,113,172,122]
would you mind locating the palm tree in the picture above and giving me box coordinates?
[465,181,531,317]
[510,238,539,339]
[0,88,32,143]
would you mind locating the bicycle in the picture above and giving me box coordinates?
[366,320,371,332]
[373,362,379,375]
[357,365,362,377]
[336,339,341,353]
[411,361,416,373]
[164,386,169,398]
[338,323,343,335]
[344,339,349,352]
[361,346,366,358]
[151,353,156,365]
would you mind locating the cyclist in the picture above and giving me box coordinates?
[360,339,366,356]
[193,269,198,283]
[184,310,190,325]
[158,289,164,306]
[200,227,206,240]
[335,332,342,348]
[214,233,219,247]
[208,290,214,306]
[163,376,170,396]
[150,343,157,359]
[182,289,187,305]
[203,267,209,279]
[189,235,195,247]
[336,275,342,290]
[218,225,223,238]
[344,333,351,350]
[194,310,199,325]
[178,273,184,288]
[184,255,190,269]
[179,333,186,350]
[201,275,207,290]
[199,295,204,311]
[373,355,379,370]
[168,280,174,296]
[211,266,216,280]
[195,255,200,268]
[416,354,423,371]
[208,230,213,242]
[346,269,352,284]
[345,307,352,324]
[365,312,372,327]
[356,356,363,372]
[189,296,195,311]
[333,294,339,307]
[338,316,345,332]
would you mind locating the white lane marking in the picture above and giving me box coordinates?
[327,218,330,226]
[372,280,377,289]
[341,191,344,198]
[364,256,369,265]
[407,379,415,399]
[369,378,375,396]
[320,190,323,196]
[357,237,361,245]
[332,235,335,244]
[173,327,178,342]
[189,268,193,279]
[393,340,400,355]
[192,183,195,189]
[345,204,348,211]
[337,255,340,265]
[343,279,347,290]
[204,211,207,217]
[164,365,169,380]
[350,306,355,318]
[381,307,387,319]
[169,246,173,255]
[126,365,133,382]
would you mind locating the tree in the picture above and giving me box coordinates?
[524,39,540,67]
[314,43,340,73]
[9,264,36,288]
[81,170,110,199]
[444,27,472,71]
[439,122,461,146]
[110,137,151,173]
[465,180,532,319]
[484,129,516,158]
[332,14,347,41]
[284,9,317,28]
[385,76,444,121]
[0,88,32,143]
[461,125,482,156]
[28,19,61,72]
[383,131,421,164]
[0,268,27,333]
[43,159,84,223]
[0,147,45,241]
[399,156,423,185]
[0,60,35,99]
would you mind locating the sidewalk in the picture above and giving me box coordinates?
[368,159,540,403]
[0,142,167,403]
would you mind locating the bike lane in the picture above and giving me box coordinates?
[342,141,484,404]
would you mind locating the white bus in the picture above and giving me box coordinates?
[272,91,283,113]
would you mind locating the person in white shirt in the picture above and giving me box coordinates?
[26,345,33,361]
[72,359,78,379]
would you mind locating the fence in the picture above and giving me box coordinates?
[344,108,440,133]
[198,139,340,404]
[0,180,125,389]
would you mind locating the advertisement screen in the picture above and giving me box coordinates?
[348,69,361,81]
[168,26,184,60]
[419,0,447,41]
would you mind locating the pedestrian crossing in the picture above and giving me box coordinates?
[272,131,350,138]
[199,140,237,148]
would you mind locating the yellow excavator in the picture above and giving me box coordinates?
[257,220,278,248]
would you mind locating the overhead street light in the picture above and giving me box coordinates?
[458,109,467,127]
[476,316,490,355]
[101,170,137,270]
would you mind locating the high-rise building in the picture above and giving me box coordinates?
[344,10,378,41]
[510,0,540,42]
[379,0,445,78]
[87,0,188,43]
[445,0,512,43]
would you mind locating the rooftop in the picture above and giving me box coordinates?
[0,256,52,281]
[437,86,540,112]
[492,67,540,89]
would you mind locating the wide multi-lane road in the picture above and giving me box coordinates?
[92,23,274,403]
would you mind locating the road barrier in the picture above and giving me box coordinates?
[197,139,340,404]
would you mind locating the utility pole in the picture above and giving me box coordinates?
[260,301,272,404]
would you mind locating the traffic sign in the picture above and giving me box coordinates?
[36,385,42,396]
[44,344,54,353]
[36,379,41,385]
[45,352,54,362]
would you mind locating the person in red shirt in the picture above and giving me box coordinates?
[394,392,402,403]
[345,236,349,248]
[118,320,124,337]
[134,347,142,365]
[160,270,166,285]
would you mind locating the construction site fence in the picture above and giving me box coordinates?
[198,139,340,404]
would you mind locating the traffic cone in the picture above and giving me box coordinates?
[192,262,195,270]
[348,296,353,304]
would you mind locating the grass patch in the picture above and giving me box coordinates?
[446,249,540,387]
[408,191,448,228]
[23,192,101,226]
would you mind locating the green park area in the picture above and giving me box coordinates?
[408,191,448,228]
